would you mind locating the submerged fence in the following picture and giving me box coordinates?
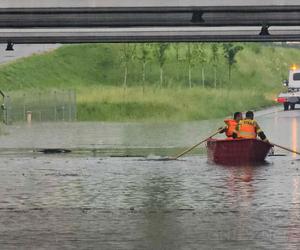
[1,90,76,124]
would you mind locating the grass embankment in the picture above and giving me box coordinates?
[0,43,297,121]
[77,87,273,122]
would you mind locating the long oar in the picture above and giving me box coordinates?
[170,129,222,160]
[270,142,300,155]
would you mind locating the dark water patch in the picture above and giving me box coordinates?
[109,155,145,158]
[139,156,177,162]
[268,154,287,157]
[37,148,72,154]
[45,172,80,177]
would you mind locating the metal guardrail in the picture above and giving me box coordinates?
[1,5,300,42]
[2,6,300,28]
[2,26,300,43]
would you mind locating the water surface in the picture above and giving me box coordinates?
[0,106,300,249]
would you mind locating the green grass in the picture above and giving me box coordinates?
[0,42,296,122]
[77,86,274,121]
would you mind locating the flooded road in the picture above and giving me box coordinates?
[0,106,300,249]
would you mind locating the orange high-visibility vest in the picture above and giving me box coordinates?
[224,119,238,138]
[237,119,257,139]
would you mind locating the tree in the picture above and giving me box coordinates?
[185,43,198,88]
[195,44,207,87]
[136,44,153,93]
[211,43,219,88]
[223,43,243,83]
[173,43,181,82]
[120,43,136,89]
[174,43,180,62]
[154,43,170,87]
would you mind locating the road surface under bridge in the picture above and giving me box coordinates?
[1,0,300,43]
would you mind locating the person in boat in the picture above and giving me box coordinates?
[219,112,243,138]
[233,111,268,141]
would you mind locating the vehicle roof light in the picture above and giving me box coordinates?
[291,64,298,71]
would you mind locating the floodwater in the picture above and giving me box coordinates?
[0,106,300,249]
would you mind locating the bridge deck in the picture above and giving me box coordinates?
[1,1,300,43]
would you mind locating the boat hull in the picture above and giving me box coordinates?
[206,138,272,165]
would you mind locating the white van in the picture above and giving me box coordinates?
[277,64,300,110]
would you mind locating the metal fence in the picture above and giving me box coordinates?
[1,90,76,124]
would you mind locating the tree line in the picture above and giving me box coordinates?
[119,43,243,89]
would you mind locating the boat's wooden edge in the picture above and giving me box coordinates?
[207,138,270,145]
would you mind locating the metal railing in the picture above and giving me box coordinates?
[1,90,76,124]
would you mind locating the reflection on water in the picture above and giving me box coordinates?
[292,118,298,158]
[1,107,300,248]
[225,165,255,240]
[0,120,223,150]
[287,177,300,247]
[141,174,184,249]
[1,155,299,249]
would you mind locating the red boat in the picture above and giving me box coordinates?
[206,138,273,165]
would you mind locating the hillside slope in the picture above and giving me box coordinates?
[0,43,296,121]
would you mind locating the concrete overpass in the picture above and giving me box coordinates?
[1,0,300,43]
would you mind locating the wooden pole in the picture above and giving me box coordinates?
[270,142,300,155]
[170,129,222,160]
